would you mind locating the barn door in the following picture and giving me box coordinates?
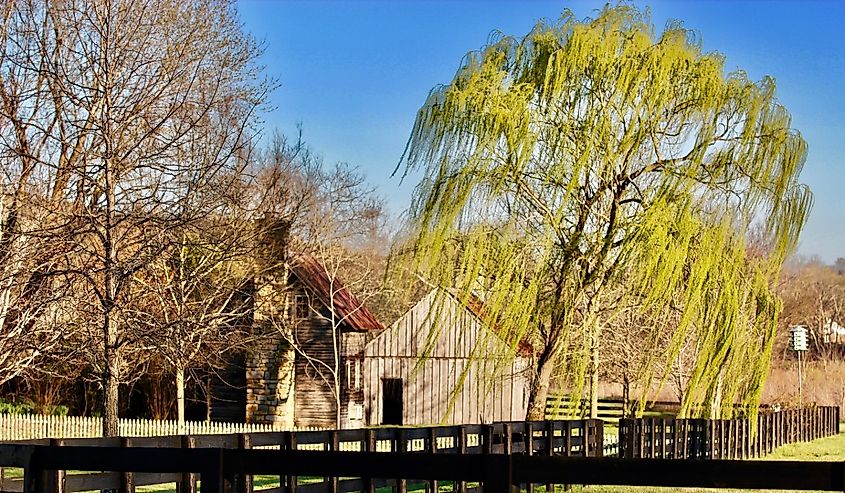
[381,378,403,425]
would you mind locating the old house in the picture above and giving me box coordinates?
[211,250,383,429]
[363,289,532,426]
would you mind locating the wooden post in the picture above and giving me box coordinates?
[427,427,438,493]
[283,431,297,493]
[544,421,554,491]
[658,419,666,459]
[236,434,253,493]
[565,421,573,457]
[200,449,225,493]
[119,437,134,493]
[594,420,604,458]
[482,424,494,455]
[397,428,408,493]
[178,435,196,493]
[364,429,376,493]
[457,426,468,493]
[525,422,535,493]
[23,448,48,493]
[671,419,679,460]
[329,430,339,493]
[482,454,512,493]
[650,418,658,459]
[503,423,513,455]
[48,438,66,493]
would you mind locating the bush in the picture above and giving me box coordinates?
[0,398,69,416]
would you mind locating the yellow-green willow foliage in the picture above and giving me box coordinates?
[396,5,812,419]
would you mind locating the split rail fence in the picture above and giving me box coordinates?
[619,406,841,459]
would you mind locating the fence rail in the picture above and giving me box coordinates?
[0,419,604,492]
[2,445,844,493]
[0,414,324,441]
[619,406,841,459]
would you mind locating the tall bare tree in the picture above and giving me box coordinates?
[1,0,269,435]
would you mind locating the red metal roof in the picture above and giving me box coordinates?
[288,253,384,332]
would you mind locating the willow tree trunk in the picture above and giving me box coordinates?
[589,329,600,419]
[526,345,556,420]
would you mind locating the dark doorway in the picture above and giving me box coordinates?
[382,378,403,425]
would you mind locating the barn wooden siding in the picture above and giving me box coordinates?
[364,290,530,426]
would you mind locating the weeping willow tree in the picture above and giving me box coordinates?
[396,5,812,420]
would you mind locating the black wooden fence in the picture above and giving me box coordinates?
[2,444,844,493]
[619,406,841,459]
[0,419,604,493]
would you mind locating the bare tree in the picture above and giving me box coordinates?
[1,0,269,435]
[779,258,845,360]
[134,214,257,429]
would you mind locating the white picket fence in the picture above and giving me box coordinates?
[0,414,319,441]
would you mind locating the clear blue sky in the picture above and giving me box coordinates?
[237,0,844,263]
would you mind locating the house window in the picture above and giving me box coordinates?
[291,294,309,320]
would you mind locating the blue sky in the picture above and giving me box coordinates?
[237,0,844,263]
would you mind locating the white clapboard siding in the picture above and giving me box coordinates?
[0,414,322,441]
[364,289,530,426]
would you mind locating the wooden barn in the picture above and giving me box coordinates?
[363,289,532,426]
[211,251,383,429]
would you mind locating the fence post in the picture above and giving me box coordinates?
[482,453,512,493]
[119,437,134,493]
[525,422,535,493]
[199,449,225,493]
[364,429,376,493]
[618,419,627,458]
[329,430,339,493]
[47,438,66,493]
[178,435,196,493]
[283,431,297,493]
[236,433,253,493]
[23,446,57,493]
[457,426,468,493]
[427,427,439,493]
[482,424,494,455]
[594,420,604,458]
[670,419,679,460]
[396,428,408,493]
[543,421,554,492]
[503,423,513,455]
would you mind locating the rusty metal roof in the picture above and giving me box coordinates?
[288,253,384,332]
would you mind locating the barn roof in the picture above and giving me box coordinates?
[288,253,384,332]
[447,290,534,357]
